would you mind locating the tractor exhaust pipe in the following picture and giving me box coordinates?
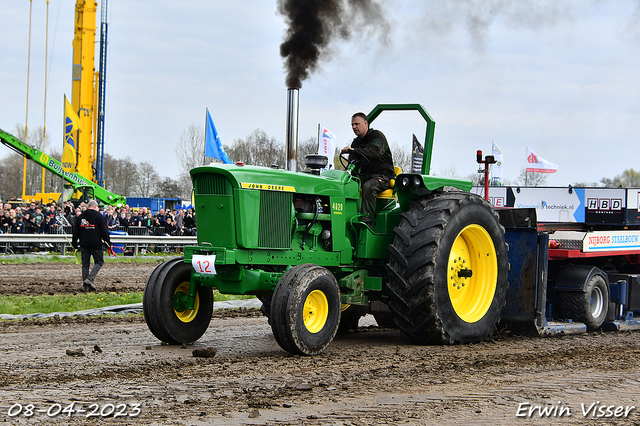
[285,88,300,172]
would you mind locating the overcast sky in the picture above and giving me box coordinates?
[1,0,639,187]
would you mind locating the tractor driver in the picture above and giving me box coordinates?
[341,112,395,224]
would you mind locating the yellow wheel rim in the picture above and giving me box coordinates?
[174,281,200,323]
[304,290,329,333]
[447,224,498,323]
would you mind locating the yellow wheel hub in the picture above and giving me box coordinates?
[303,290,329,333]
[447,224,498,323]
[174,281,200,323]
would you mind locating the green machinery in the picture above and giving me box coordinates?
[0,128,126,207]
[143,104,510,355]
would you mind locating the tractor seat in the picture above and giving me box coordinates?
[377,166,402,199]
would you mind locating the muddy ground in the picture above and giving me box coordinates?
[1,262,640,425]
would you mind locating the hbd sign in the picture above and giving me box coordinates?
[586,198,622,211]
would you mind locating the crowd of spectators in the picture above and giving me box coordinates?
[101,205,196,236]
[0,200,196,237]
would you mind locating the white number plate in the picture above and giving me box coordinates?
[192,254,217,275]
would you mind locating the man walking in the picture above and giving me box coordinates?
[71,200,111,292]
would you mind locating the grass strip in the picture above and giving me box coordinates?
[0,290,255,316]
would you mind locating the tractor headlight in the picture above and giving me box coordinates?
[401,177,410,187]
[413,176,422,187]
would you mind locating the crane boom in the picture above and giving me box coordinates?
[0,128,126,207]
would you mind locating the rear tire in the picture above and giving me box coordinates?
[143,257,213,344]
[387,192,509,344]
[270,264,341,355]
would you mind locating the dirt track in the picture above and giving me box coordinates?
[1,262,640,425]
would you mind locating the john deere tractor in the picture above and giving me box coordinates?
[143,104,509,355]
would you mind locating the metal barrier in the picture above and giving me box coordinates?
[0,234,197,256]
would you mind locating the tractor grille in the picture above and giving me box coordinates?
[258,191,292,249]
[194,174,229,195]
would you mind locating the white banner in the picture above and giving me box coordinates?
[318,125,337,171]
[490,141,503,185]
[526,147,557,173]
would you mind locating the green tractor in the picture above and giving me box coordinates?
[143,104,510,355]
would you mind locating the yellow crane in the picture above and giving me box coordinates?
[19,0,108,205]
[70,0,98,183]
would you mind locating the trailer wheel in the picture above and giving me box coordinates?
[270,264,341,355]
[560,273,609,331]
[143,257,213,344]
[387,192,509,344]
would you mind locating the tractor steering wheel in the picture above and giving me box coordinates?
[339,149,371,176]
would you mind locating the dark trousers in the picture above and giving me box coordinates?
[80,247,104,282]
[361,174,391,222]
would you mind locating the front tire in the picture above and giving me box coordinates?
[270,264,341,355]
[143,257,213,344]
[387,192,509,344]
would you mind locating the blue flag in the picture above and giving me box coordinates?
[205,109,232,164]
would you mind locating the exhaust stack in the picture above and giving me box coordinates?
[285,88,300,172]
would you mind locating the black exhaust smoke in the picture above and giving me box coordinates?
[279,0,388,172]
[278,0,389,89]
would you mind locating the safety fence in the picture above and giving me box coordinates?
[0,234,197,256]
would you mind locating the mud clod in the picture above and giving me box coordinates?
[192,347,217,358]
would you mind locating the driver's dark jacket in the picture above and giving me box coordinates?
[350,128,395,182]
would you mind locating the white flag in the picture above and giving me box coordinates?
[490,141,503,185]
[526,147,557,173]
[318,125,337,171]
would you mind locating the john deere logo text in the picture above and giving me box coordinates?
[241,183,295,192]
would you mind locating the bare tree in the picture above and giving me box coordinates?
[226,129,285,168]
[515,168,548,187]
[133,161,160,197]
[297,136,319,170]
[612,169,640,187]
[600,169,640,188]
[0,125,64,199]
[44,148,63,193]
[11,124,54,196]
[153,177,182,198]
[103,154,139,196]
[390,143,411,174]
[177,172,193,201]
[464,172,483,186]
[435,162,462,178]
[0,151,24,200]
[175,124,206,177]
